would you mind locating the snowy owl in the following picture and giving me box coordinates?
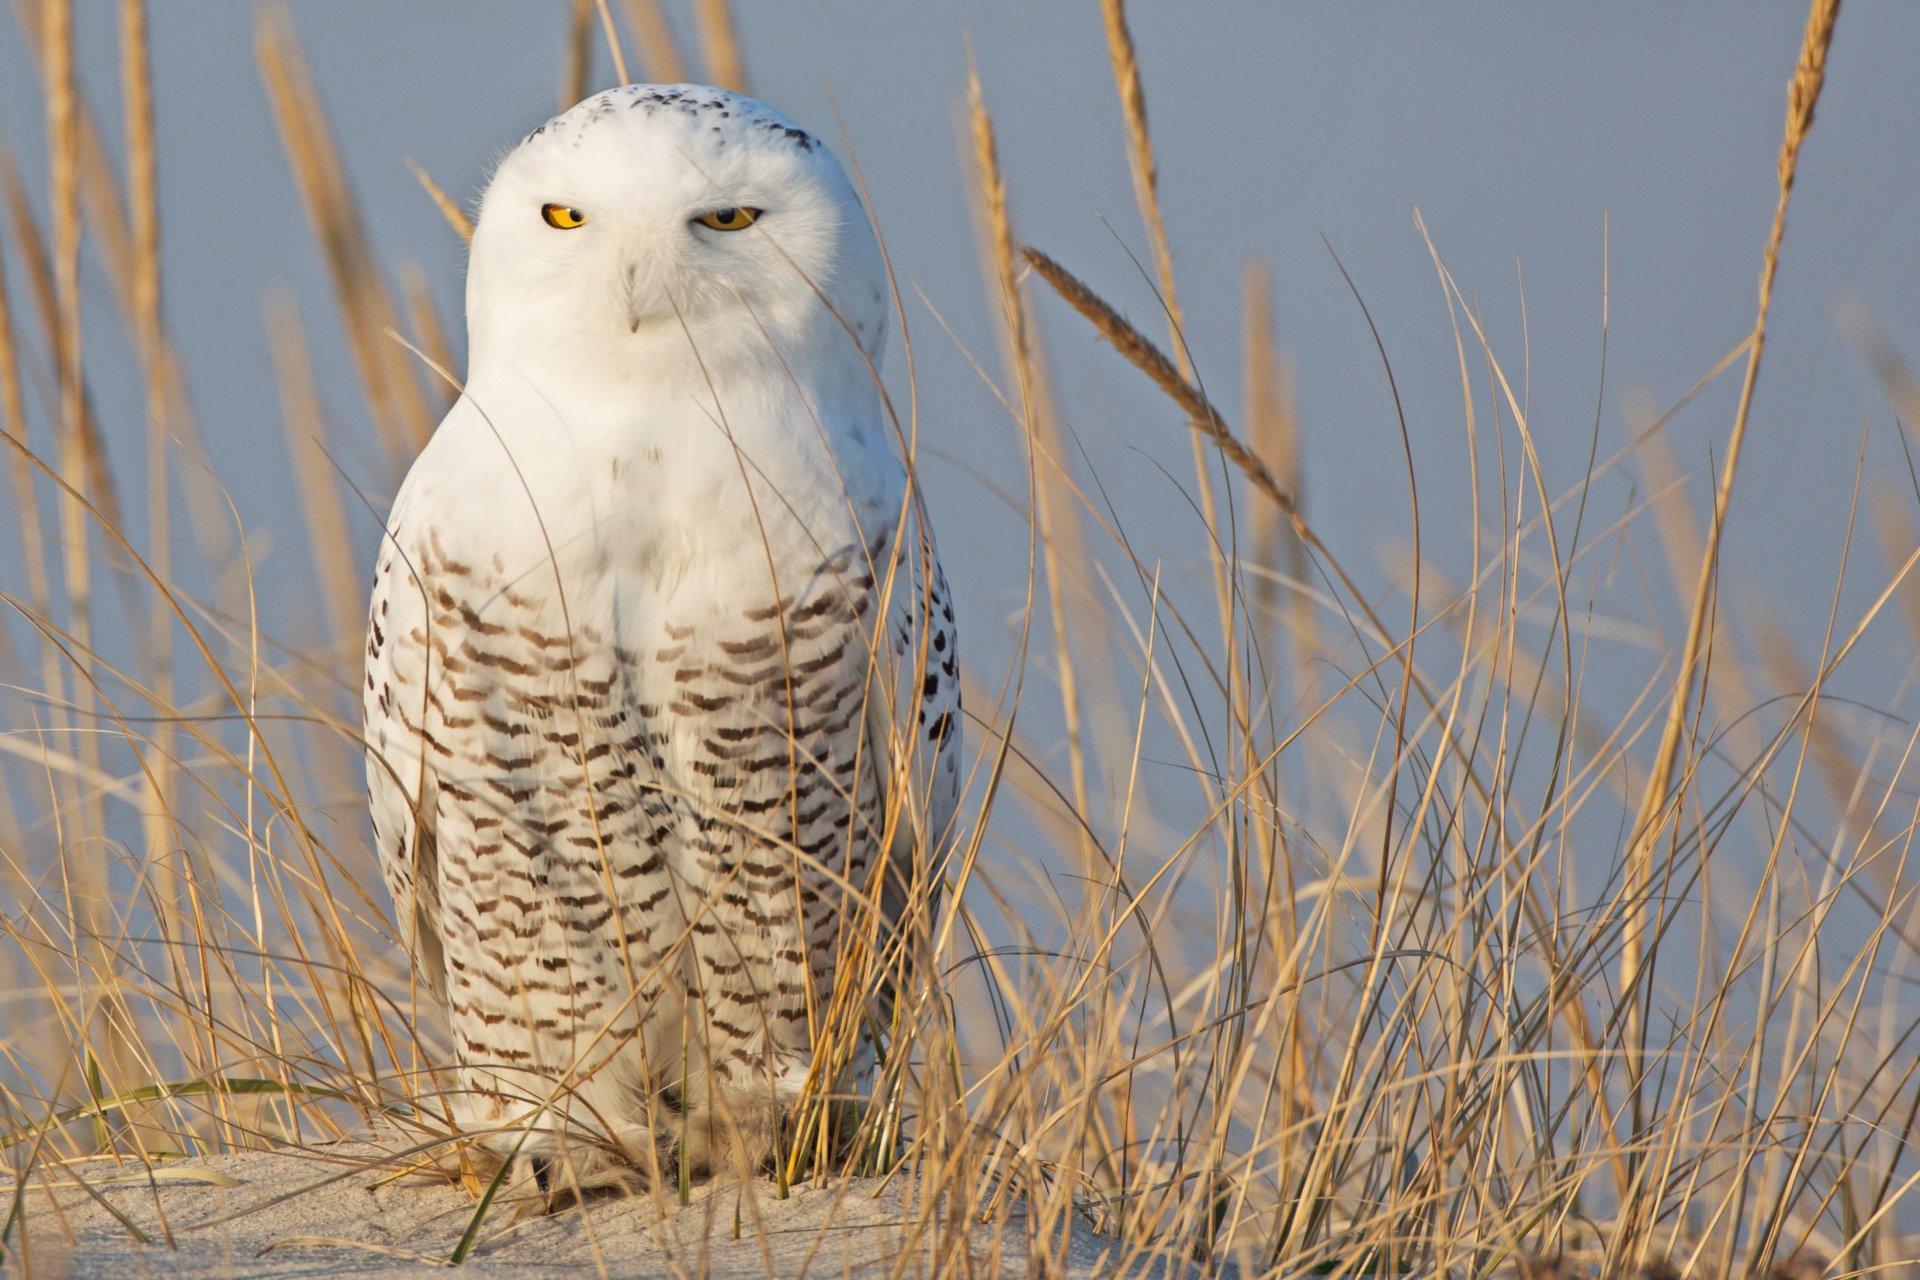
[362,85,962,1193]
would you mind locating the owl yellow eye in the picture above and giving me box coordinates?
[541,203,587,230]
[694,206,761,232]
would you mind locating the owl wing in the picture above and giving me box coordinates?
[363,518,448,1004]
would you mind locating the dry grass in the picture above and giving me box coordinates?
[3,0,1918,1276]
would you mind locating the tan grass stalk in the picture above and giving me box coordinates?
[6,1,235,572]
[1024,242,1398,662]
[43,0,150,1151]
[267,298,362,650]
[621,0,690,86]
[0,186,52,626]
[692,0,747,93]
[1629,414,1771,1229]
[1706,438,1866,1276]
[0,166,89,1089]
[1243,264,1290,639]
[1238,258,1309,1214]
[121,0,210,1095]
[1872,492,1920,727]
[399,261,459,410]
[1240,260,1306,822]
[46,0,94,924]
[0,158,122,532]
[1410,220,1641,1207]
[1619,0,1842,1177]
[1756,618,1905,911]
[565,0,594,105]
[970,68,1110,1204]
[1841,305,1920,431]
[1097,0,1228,633]
[2,341,402,1159]
[257,10,435,470]
[966,64,1095,870]
[1023,247,1292,514]
[1021,249,1474,1016]
[0,152,48,964]
[8,0,129,316]
[405,158,473,243]
[590,0,629,88]
[11,148,247,975]
[963,98,1153,1215]
[122,0,162,510]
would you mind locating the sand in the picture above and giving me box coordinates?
[2,1134,1216,1279]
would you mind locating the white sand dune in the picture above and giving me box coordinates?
[5,1136,1216,1279]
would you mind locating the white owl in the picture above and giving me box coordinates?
[362,85,962,1193]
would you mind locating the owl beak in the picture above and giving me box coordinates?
[624,264,644,333]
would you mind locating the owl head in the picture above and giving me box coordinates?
[465,85,889,392]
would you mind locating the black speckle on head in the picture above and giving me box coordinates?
[560,85,820,155]
[752,118,816,151]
